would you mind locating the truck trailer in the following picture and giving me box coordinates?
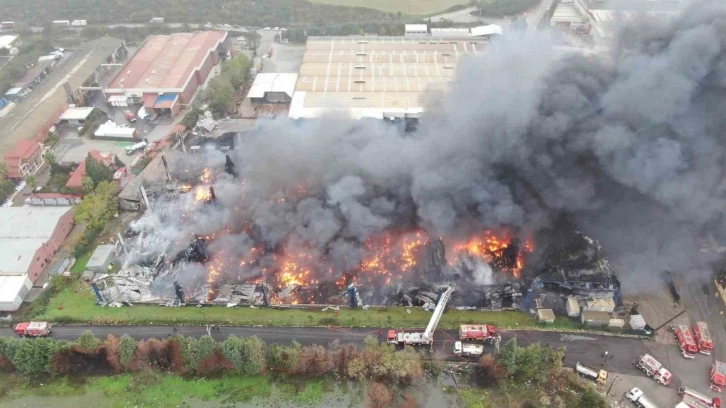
[634,354,672,385]
[575,361,608,384]
[453,341,484,357]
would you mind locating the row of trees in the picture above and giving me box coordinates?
[73,179,119,256]
[472,338,606,408]
[1,0,399,28]
[0,332,427,383]
[473,0,540,17]
[204,54,252,118]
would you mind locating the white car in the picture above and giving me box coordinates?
[263,27,271,30]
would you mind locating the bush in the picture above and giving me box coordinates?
[473,355,505,387]
[118,334,137,368]
[222,335,266,375]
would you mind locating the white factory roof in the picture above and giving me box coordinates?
[0,207,72,238]
[0,238,49,274]
[289,91,425,120]
[247,73,299,99]
[552,3,588,22]
[430,28,470,37]
[0,35,18,49]
[59,106,95,121]
[470,24,503,37]
[0,275,29,303]
[405,24,428,32]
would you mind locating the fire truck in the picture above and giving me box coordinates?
[388,285,454,348]
[459,324,498,342]
[678,386,722,408]
[693,321,714,355]
[13,322,52,337]
[711,361,726,392]
[633,354,672,385]
[670,324,699,358]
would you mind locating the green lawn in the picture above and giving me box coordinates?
[307,0,468,15]
[70,252,92,274]
[43,281,582,331]
[0,372,272,407]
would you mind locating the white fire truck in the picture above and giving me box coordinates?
[625,388,658,408]
[677,386,722,408]
[388,285,454,348]
[453,341,484,357]
[633,354,672,385]
[710,361,726,392]
[670,324,699,358]
[693,321,714,355]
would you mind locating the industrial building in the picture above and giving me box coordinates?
[57,106,95,126]
[0,207,75,310]
[104,31,228,117]
[0,35,18,51]
[0,37,127,177]
[86,244,116,273]
[4,140,48,179]
[289,36,489,119]
[248,73,298,104]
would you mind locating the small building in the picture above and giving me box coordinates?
[248,73,298,104]
[583,297,615,313]
[81,270,96,283]
[86,244,115,273]
[430,28,470,38]
[470,24,503,38]
[536,309,556,324]
[565,296,580,317]
[65,150,116,192]
[25,193,82,206]
[550,0,590,31]
[608,318,625,328]
[0,275,32,311]
[52,20,71,28]
[404,24,428,37]
[4,140,47,179]
[581,310,611,327]
[0,35,19,50]
[93,122,137,141]
[629,314,647,330]
[58,106,95,126]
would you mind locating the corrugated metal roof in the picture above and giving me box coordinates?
[107,31,227,91]
[0,207,72,238]
[59,107,94,121]
[248,73,298,99]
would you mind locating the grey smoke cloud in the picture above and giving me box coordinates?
[129,0,726,292]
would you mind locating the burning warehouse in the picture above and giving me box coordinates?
[97,5,726,313]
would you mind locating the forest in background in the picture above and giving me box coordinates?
[0,0,400,27]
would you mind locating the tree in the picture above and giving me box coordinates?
[224,335,266,375]
[367,382,393,408]
[515,343,542,380]
[579,388,607,408]
[118,334,137,368]
[497,337,518,375]
[205,77,235,118]
[24,174,37,189]
[297,345,332,376]
[180,108,202,129]
[221,54,252,89]
[75,181,119,232]
[82,177,95,193]
[42,151,55,167]
[85,153,114,186]
[473,355,505,387]
[0,162,8,180]
[12,338,65,377]
[75,330,101,352]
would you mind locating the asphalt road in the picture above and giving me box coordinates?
[0,325,649,374]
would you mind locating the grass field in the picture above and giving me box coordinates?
[42,281,583,331]
[306,0,469,15]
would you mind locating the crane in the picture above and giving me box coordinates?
[387,284,455,349]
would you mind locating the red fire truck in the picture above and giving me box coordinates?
[711,361,726,392]
[694,321,714,355]
[678,386,722,408]
[459,324,498,342]
[13,322,52,337]
[634,354,672,385]
[670,324,699,358]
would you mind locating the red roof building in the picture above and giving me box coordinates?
[105,31,228,118]
[65,150,116,191]
[4,139,46,179]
